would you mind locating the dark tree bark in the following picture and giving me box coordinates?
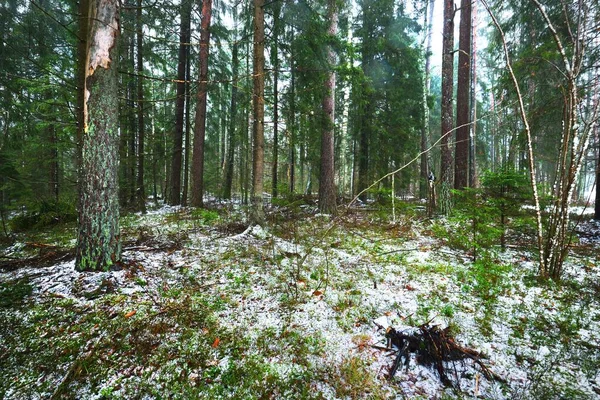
[136,0,146,212]
[454,0,471,189]
[318,0,338,214]
[169,0,191,205]
[440,0,455,212]
[76,0,121,271]
[191,0,213,208]
[251,0,266,222]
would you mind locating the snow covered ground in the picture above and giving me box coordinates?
[1,203,599,399]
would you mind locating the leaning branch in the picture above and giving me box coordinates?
[481,0,546,273]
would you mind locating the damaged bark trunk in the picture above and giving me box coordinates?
[76,0,121,271]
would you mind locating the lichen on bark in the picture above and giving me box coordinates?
[76,0,121,272]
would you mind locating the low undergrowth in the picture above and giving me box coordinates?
[1,201,599,399]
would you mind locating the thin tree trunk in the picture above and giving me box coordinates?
[440,0,455,212]
[223,39,238,199]
[48,124,59,201]
[318,0,338,214]
[420,0,435,199]
[76,0,121,271]
[182,51,191,206]
[251,0,266,222]
[169,0,191,205]
[271,2,281,198]
[289,30,296,195]
[595,136,600,220]
[483,1,545,276]
[191,0,212,208]
[469,0,478,188]
[128,35,136,206]
[76,0,89,214]
[223,8,239,200]
[454,0,471,189]
[136,0,146,213]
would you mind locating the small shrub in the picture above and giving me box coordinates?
[190,208,219,224]
[332,356,384,399]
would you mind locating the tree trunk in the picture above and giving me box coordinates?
[251,0,266,222]
[48,124,59,202]
[440,0,455,212]
[318,0,338,214]
[595,140,600,220]
[128,35,136,206]
[271,2,281,199]
[223,34,238,199]
[182,51,191,206]
[76,0,121,271]
[454,0,471,189]
[191,0,212,208]
[289,30,296,195]
[76,0,89,214]
[136,0,146,213]
[169,0,191,205]
[420,0,435,200]
[469,0,478,188]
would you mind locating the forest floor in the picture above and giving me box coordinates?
[1,199,600,399]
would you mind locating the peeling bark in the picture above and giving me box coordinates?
[76,0,121,271]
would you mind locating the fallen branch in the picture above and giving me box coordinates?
[383,323,505,387]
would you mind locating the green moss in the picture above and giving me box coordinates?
[0,278,33,308]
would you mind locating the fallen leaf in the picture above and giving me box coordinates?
[212,338,220,348]
[124,310,136,318]
[313,290,323,296]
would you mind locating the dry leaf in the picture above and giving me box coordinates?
[313,290,323,296]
